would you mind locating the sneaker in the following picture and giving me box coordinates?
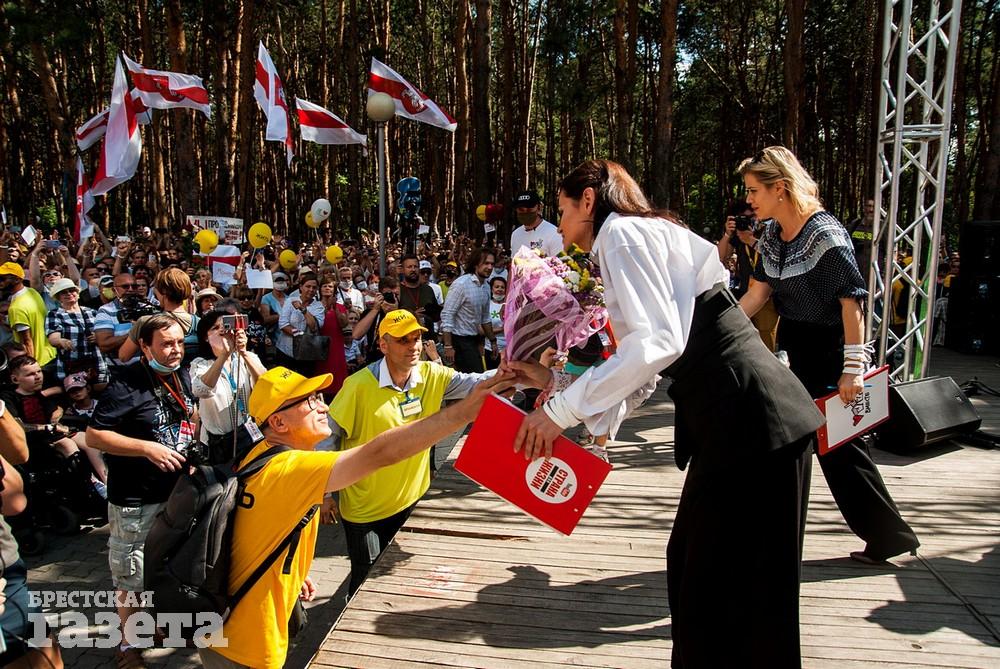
[586,444,609,463]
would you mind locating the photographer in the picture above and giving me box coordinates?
[93,272,144,362]
[717,202,780,351]
[190,310,265,448]
[118,267,197,363]
[360,277,398,364]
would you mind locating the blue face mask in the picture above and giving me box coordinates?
[148,357,180,374]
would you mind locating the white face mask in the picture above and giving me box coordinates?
[355,281,368,291]
[339,280,353,290]
[273,281,288,291]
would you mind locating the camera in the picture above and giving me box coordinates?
[117,295,161,323]
[381,291,396,304]
[221,314,248,332]
[734,215,755,232]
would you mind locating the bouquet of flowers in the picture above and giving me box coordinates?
[503,244,608,362]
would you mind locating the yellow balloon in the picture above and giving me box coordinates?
[248,222,271,249]
[196,229,218,255]
[326,245,344,264]
[476,204,487,221]
[305,211,320,229]
[279,249,298,270]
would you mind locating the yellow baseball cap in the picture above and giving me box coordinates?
[0,262,25,279]
[378,309,428,339]
[248,366,333,425]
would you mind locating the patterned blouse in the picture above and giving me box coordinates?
[751,211,867,327]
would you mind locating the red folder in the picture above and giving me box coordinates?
[454,394,613,535]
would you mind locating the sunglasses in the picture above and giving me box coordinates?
[44,271,61,278]
[277,392,325,414]
[116,283,136,290]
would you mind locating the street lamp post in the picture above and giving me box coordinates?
[366,92,396,278]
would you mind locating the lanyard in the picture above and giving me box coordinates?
[222,364,247,414]
[157,372,190,420]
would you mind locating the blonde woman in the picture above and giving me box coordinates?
[738,146,919,565]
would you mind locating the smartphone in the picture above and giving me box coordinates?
[221,314,248,332]
[45,239,62,249]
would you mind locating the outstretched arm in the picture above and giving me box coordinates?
[325,371,514,493]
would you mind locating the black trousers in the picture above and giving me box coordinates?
[451,334,485,373]
[341,503,415,597]
[668,437,812,669]
[778,318,920,560]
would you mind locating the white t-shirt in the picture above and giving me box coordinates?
[510,219,563,257]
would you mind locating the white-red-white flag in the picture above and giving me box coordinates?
[76,90,151,152]
[74,157,95,242]
[90,57,143,197]
[123,53,212,118]
[367,58,457,132]
[254,42,294,166]
[295,98,367,152]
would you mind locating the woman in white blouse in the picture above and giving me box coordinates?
[190,310,266,451]
[508,159,824,668]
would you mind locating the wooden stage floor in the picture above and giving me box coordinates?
[307,348,1000,668]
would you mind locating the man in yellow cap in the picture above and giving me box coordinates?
[327,308,499,596]
[0,261,56,367]
[200,363,513,669]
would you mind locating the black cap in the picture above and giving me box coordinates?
[513,190,540,209]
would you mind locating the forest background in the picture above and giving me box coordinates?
[0,0,996,246]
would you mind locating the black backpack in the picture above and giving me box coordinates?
[144,445,319,636]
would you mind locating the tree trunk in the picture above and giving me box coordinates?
[138,0,168,228]
[453,0,472,233]
[650,0,678,209]
[165,0,198,220]
[973,35,1000,219]
[783,0,806,152]
[235,0,257,222]
[611,0,638,168]
[471,0,493,207]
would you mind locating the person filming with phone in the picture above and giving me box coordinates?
[190,310,266,454]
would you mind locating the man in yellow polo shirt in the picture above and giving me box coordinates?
[328,309,497,596]
[1,261,55,367]
[200,364,513,668]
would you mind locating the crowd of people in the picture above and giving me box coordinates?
[0,148,925,668]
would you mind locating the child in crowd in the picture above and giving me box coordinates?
[63,371,99,419]
[1,356,107,490]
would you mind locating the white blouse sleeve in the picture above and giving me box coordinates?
[543,217,718,430]
[190,357,218,399]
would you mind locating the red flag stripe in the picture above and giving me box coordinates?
[368,72,429,102]
[76,114,108,141]
[296,107,349,129]
[130,71,210,105]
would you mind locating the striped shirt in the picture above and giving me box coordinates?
[45,306,109,383]
[439,273,490,337]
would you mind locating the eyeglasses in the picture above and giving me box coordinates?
[43,271,61,278]
[115,283,136,290]
[277,392,325,414]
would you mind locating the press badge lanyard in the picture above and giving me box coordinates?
[156,371,195,448]
[399,390,422,419]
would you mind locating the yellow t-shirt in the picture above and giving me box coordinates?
[329,360,454,523]
[10,287,55,366]
[210,440,339,669]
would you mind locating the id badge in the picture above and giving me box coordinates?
[244,417,264,444]
[399,396,423,419]
[178,420,196,449]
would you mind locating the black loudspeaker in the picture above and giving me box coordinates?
[948,220,1000,353]
[877,376,982,452]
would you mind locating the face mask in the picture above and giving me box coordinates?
[517,212,537,226]
[101,287,115,300]
[493,292,505,301]
[355,281,368,291]
[339,281,352,290]
[148,357,180,374]
[273,281,288,291]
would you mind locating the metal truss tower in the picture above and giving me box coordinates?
[867,0,963,382]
